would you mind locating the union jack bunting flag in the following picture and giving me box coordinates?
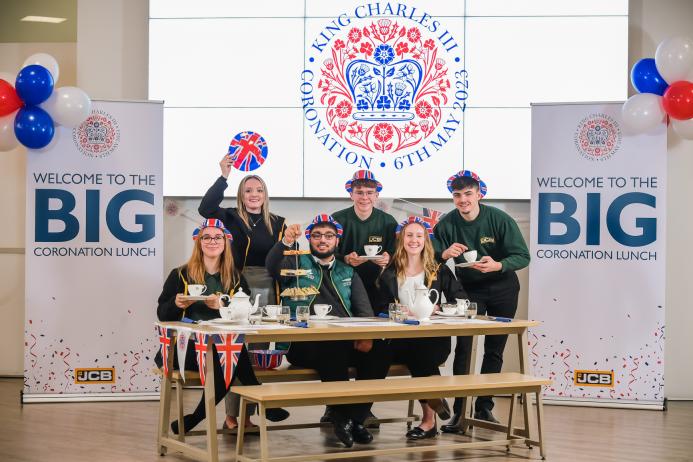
[228,131,268,172]
[193,332,210,386]
[422,207,445,230]
[212,333,245,389]
[157,325,174,376]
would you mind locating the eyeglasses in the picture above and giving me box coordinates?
[310,232,337,240]
[200,235,225,243]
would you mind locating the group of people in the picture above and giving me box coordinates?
[155,155,530,448]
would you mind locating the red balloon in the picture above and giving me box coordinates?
[662,80,693,120]
[0,79,23,117]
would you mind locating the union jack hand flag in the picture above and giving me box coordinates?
[422,207,444,230]
[228,131,268,172]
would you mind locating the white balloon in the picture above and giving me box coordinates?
[672,117,693,140]
[23,53,60,83]
[0,71,15,85]
[621,93,666,134]
[655,36,693,83]
[40,86,92,128]
[0,110,20,152]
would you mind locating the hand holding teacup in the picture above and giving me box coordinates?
[204,294,223,309]
[345,251,366,267]
[441,242,468,260]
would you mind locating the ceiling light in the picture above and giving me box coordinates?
[21,16,67,24]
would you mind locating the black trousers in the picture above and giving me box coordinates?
[453,273,520,413]
[389,337,451,377]
[287,340,390,424]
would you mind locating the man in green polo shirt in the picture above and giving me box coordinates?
[332,169,398,309]
[434,170,530,430]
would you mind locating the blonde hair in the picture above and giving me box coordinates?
[182,231,237,293]
[392,222,438,287]
[236,175,274,234]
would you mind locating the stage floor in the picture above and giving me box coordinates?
[1,377,690,461]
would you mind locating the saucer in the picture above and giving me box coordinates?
[358,255,383,260]
[179,295,208,301]
[309,315,339,320]
[454,261,476,268]
[436,311,465,317]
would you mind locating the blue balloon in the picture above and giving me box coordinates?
[631,58,668,96]
[14,106,55,149]
[15,64,54,105]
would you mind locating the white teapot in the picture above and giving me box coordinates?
[407,283,440,321]
[219,288,260,323]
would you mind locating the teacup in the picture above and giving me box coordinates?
[364,245,382,256]
[441,304,458,315]
[456,298,471,315]
[314,304,332,318]
[463,250,477,263]
[263,305,281,318]
[188,284,207,296]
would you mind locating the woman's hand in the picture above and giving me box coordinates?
[175,294,195,310]
[219,154,232,178]
[204,294,222,309]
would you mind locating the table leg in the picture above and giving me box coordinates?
[536,388,546,459]
[175,379,185,442]
[157,338,175,455]
[517,329,536,444]
[236,396,247,458]
[204,339,219,462]
[258,402,269,461]
[459,334,479,434]
[506,393,516,452]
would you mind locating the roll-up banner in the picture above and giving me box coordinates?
[24,100,163,402]
[529,102,666,409]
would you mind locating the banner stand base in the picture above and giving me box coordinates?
[22,391,160,404]
[538,396,664,411]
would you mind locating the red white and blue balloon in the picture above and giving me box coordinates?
[0,53,92,151]
[623,36,693,139]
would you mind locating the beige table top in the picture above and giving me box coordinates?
[158,317,540,343]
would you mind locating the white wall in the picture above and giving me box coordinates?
[629,0,693,400]
[1,0,691,400]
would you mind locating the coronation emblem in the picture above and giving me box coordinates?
[73,110,120,159]
[301,4,468,171]
[574,113,621,162]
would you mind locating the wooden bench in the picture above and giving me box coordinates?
[233,373,551,462]
[157,363,420,441]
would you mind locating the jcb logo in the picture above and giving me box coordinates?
[574,370,613,387]
[75,368,115,384]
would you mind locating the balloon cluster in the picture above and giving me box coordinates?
[623,36,693,139]
[0,53,92,151]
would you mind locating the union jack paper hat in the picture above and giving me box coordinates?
[396,216,434,238]
[446,169,488,197]
[304,214,344,239]
[192,218,233,241]
[345,169,383,193]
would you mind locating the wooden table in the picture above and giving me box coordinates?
[156,317,541,462]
